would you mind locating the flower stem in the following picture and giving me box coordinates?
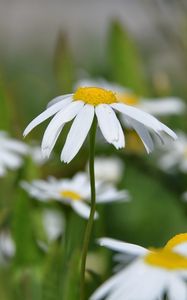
[80,117,97,300]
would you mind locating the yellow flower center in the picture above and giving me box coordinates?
[117,93,139,106]
[60,190,81,201]
[73,87,117,106]
[165,233,187,250]
[144,248,187,270]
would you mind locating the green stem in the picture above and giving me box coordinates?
[80,117,97,300]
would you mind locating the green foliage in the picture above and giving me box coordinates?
[12,188,41,267]
[54,32,75,94]
[107,20,148,95]
[0,77,11,131]
[106,159,187,247]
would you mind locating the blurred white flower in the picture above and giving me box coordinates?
[21,172,129,219]
[0,231,15,265]
[93,156,123,183]
[23,87,176,163]
[28,145,48,165]
[158,131,187,173]
[76,78,185,117]
[0,131,28,177]
[42,209,65,242]
[91,233,187,300]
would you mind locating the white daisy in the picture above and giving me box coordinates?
[0,131,28,176]
[93,156,124,183]
[42,209,65,242]
[28,145,48,165]
[37,209,65,252]
[21,172,129,219]
[23,86,177,163]
[76,78,185,117]
[0,231,15,265]
[158,131,187,173]
[91,233,187,300]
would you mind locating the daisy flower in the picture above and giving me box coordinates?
[0,231,15,265]
[91,233,187,300]
[76,78,185,117]
[42,209,65,242]
[21,172,129,219]
[0,131,28,177]
[158,131,187,173]
[23,86,177,162]
[28,145,48,165]
[93,156,123,183]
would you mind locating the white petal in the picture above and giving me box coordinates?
[61,104,94,163]
[71,201,98,219]
[112,121,125,149]
[23,96,72,137]
[106,266,166,300]
[139,98,186,116]
[97,238,148,255]
[128,118,154,153]
[158,153,178,171]
[0,151,23,169]
[111,103,177,140]
[41,101,84,158]
[47,94,73,108]
[21,181,50,201]
[96,105,123,147]
[2,139,28,154]
[97,188,129,203]
[172,242,187,256]
[167,276,187,300]
[0,164,6,176]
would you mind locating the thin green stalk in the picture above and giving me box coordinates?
[80,117,97,300]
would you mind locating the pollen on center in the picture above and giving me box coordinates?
[60,190,81,201]
[73,87,117,106]
[144,248,187,270]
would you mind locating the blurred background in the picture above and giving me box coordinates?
[0,0,187,299]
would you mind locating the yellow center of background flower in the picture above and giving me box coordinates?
[144,249,187,270]
[60,190,81,201]
[117,93,139,105]
[73,87,117,105]
[164,233,187,250]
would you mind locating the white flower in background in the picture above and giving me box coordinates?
[0,231,15,265]
[21,172,129,219]
[28,145,48,165]
[23,86,176,163]
[0,131,28,176]
[182,192,187,202]
[91,233,187,300]
[76,78,185,116]
[42,209,65,242]
[37,209,65,252]
[93,156,123,183]
[158,131,187,173]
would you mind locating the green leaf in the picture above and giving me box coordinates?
[54,32,75,93]
[42,244,64,300]
[42,212,85,300]
[107,20,148,95]
[12,189,41,267]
